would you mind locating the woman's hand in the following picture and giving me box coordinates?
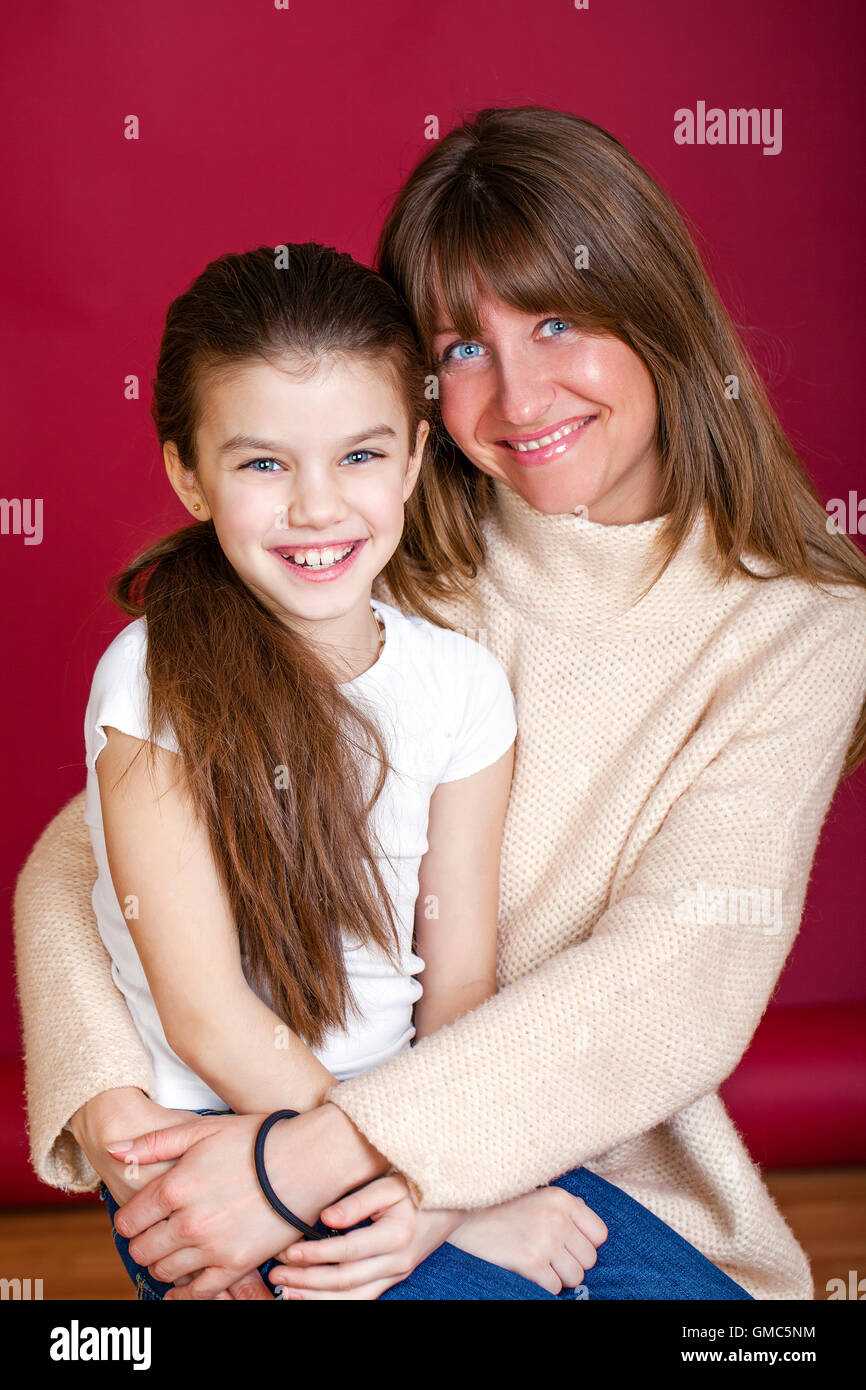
[108,1104,388,1299]
[268,1173,467,1300]
[69,1087,275,1300]
[447,1185,608,1294]
[110,1112,305,1292]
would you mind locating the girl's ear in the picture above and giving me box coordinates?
[163,441,210,520]
[403,419,430,501]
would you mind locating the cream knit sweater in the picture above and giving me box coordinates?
[14,480,866,1300]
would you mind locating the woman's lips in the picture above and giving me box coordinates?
[496,414,596,467]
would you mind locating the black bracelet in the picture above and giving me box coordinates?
[253,1109,331,1241]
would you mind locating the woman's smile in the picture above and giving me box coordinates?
[495,414,597,467]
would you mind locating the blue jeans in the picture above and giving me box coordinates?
[100,1110,754,1301]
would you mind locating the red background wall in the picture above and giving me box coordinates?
[2,0,864,1059]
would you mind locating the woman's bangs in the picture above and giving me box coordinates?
[419,200,611,350]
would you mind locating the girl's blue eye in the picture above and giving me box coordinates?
[342,449,380,465]
[241,451,381,472]
[243,457,282,472]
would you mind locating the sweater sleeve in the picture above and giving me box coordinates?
[324,595,866,1210]
[13,790,156,1191]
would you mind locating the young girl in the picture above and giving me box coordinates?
[86,240,608,1299]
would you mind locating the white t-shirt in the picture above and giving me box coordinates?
[83,597,518,1110]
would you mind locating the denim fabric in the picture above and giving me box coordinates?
[378,1165,754,1300]
[100,1109,754,1301]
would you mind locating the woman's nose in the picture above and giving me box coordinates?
[492,357,556,429]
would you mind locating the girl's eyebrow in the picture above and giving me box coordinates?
[218,424,398,454]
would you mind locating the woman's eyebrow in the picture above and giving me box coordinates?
[432,322,487,339]
[219,424,398,454]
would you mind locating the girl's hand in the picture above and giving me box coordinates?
[169,1269,275,1301]
[447,1185,608,1294]
[268,1173,467,1300]
[68,1086,204,1204]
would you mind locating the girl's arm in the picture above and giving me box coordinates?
[134,734,603,1300]
[96,726,337,1114]
[412,742,515,1040]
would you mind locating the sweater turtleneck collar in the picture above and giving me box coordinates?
[480,477,724,632]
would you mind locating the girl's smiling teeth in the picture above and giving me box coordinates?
[500,415,596,451]
[273,539,365,571]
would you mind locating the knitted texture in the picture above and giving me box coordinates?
[13,479,866,1297]
[13,794,156,1190]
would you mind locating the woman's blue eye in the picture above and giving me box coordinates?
[540,318,572,337]
[243,457,282,472]
[441,341,485,363]
[441,318,572,363]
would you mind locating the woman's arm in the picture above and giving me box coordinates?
[319,596,866,1210]
[96,726,337,1113]
[412,742,514,1039]
[12,791,158,1191]
[51,595,866,1287]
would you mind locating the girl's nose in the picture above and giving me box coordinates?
[286,472,347,528]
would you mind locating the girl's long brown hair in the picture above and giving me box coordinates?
[372,105,866,778]
[112,242,464,1048]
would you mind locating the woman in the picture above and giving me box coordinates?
[15,106,866,1301]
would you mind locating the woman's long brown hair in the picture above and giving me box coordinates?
[373,105,866,778]
[111,242,469,1048]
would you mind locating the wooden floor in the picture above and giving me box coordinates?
[0,1167,863,1300]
